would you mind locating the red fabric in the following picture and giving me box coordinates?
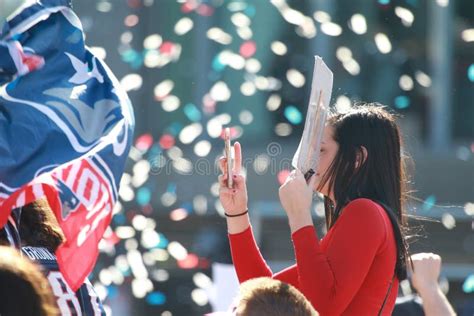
[228,198,399,316]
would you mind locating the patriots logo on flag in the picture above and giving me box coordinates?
[56,179,81,220]
[0,0,134,291]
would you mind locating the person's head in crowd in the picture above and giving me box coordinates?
[0,198,64,251]
[233,277,318,316]
[0,246,59,316]
[314,104,410,280]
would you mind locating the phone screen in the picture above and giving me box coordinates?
[224,128,233,188]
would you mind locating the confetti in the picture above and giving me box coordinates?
[441,213,456,230]
[177,253,199,269]
[170,208,189,221]
[194,140,212,157]
[462,29,474,42]
[395,7,415,27]
[399,75,414,91]
[335,95,352,113]
[422,195,436,211]
[462,275,474,293]
[154,80,174,100]
[284,106,303,125]
[375,33,392,54]
[179,123,203,144]
[174,17,194,35]
[271,41,288,56]
[210,81,231,102]
[415,71,432,87]
[239,41,257,58]
[146,291,166,305]
[143,34,162,50]
[136,187,152,206]
[321,22,342,37]
[275,122,292,136]
[464,203,474,216]
[468,64,474,82]
[286,69,305,88]
[349,14,367,35]
[277,169,291,185]
[191,288,209,306]
[135,134,154,152]
[394,95,410,109]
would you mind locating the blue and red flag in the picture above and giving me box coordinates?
[0,0,134,291]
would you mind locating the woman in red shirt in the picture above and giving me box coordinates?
[218,105,410,315]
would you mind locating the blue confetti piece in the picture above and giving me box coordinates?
[121,49,143,69]
[181,202,193,212]
[149,144,162,156]
[167,183,177,194]
[107,285,119,299]
[244,5,256,17]
[463,274,474,293]
[157,233,169,249]
[113,213,127,225]
[468,64,474,82]
[394,96,410,109]
[378,0,390,4]
[136,187,151,206]
[184,103,202,122]
[165,122,183,136]
[422,195,436,211]
[146,291,166,305]
[212,53,226,72]
[284,106,303,125]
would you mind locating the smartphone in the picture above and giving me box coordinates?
[224,127,233,188]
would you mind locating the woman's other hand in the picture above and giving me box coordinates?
[279,169,315,233]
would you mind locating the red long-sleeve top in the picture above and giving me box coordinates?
[228,198,399,316]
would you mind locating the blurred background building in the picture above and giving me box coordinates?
[1,0,473,315]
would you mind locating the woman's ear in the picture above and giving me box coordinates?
[355,146,368,169]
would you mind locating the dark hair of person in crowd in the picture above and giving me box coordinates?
[233,277,318,316]
[0,246,59,316]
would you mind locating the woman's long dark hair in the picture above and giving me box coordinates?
[318,103,410,280]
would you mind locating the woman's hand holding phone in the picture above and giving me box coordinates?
[218,138,248,219]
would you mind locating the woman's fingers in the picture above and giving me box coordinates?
[218,174,228,187]
[232,174,246,189]
[219,186,235,196]
[234,142,242,174]
[218,156,227,174]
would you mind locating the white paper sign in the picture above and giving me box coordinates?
[292,56,334,180]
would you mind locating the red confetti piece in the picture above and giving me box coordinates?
[197,4,215,16]
[124,14,139,27]
[181,0,199,13]
[127,0,142,9]
[170,208,188,221]
[160,41,175,54]
[240,41,257,58]
[159,134,175,150]
[203,93,216,113]
[142,204,153,215]
[277,169,291,185]
[135,133,154,151]
[177,253,199,269]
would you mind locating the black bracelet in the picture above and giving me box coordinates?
[225,209,249,218]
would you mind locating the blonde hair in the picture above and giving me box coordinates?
[0,246,59,316]
[234,277,318,316]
